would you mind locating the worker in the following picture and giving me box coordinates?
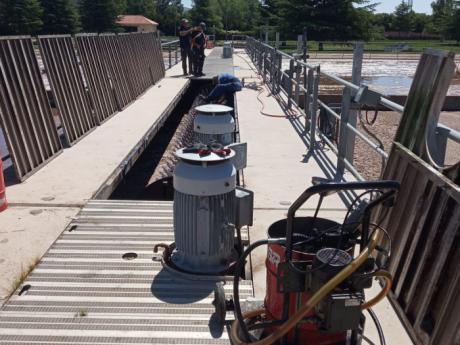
[191,22,207,76]
[207,73,242,102]
[178,18,193,75]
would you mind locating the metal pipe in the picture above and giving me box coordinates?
[437,123,460,144]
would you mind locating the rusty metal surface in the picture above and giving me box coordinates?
[39,35,97,145]
[75,34,118,124]
[381,143,460,345]
[0,36,62,181]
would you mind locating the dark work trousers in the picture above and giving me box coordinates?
[192,48,205,75]
[181,47,193,74]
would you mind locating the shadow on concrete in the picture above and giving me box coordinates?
[267,91,358,208]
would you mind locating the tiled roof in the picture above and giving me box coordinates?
[116,15,158,26]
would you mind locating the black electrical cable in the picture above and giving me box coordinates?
[233,238,286,342]
[367,308,386,345]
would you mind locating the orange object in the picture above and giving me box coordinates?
[0,158,7,212]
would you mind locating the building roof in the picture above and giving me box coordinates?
[116,15,158,27]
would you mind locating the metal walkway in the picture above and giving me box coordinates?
[0,200,253,344]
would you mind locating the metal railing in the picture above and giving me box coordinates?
[245,36,460,181]
[161,40,181,70]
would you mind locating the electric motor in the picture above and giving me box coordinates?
[172,147,237,274]
[194,104,235,145]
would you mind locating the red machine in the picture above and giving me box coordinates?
[230,181,399,345]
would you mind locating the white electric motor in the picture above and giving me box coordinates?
[194,104,235,146]
[172,147,237,274]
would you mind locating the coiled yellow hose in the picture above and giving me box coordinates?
[230,227,385,345]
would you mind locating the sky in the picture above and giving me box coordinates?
[181,1,432,14]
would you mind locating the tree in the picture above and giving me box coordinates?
[431,0,455,37]
[447,4,460,43]
[262,0,377,41]
[393,1,415,34]
[154,0,183,35]
[0,0,43,35]
[373,13,394,32]
[126,0,157,19]
[40,0,80,34]
[80,0,120,32]
[189,0,222,31]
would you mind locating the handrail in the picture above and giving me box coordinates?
[161,40,181,69]
[244,36,459,180]
[161,39,179,47]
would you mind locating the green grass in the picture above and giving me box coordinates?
[276,40,460,54]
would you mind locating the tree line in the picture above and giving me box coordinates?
[0,0,185,35]
[0,0,458,43]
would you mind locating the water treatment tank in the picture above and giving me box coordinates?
[172,146,237,274]
[194,104,235,145]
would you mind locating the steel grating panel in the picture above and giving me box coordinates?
[38,35,98,145]
[0,36,62,181]
[0,199,253,344]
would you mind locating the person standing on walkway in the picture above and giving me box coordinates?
[178,19,193,75]
[191,22,207,77]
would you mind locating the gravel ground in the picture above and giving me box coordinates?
[353,111,460,180]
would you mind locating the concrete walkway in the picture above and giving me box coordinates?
[0,62,188,303]
[233,50,414,345]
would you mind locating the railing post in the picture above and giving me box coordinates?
[277,53,282,94]
[337,87,352,176]
[269,49,275,92]
[305,68,314,131]
[287,59,294,109]
[168,43,172,69]
[175,42,178,64]
[346,42,364,161]
[337,42,363,177]
[275,32,280,49]
[309,66,320,152]
[295,61,301,105]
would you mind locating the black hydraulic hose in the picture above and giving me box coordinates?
[367,308,386,345]
[233,238,286,342]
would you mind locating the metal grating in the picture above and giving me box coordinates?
[0,199,253,344]
[39,35,98,145]
[75,34,118,124]
[0,36,62,181]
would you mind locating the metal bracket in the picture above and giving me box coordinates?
[353,85,381,107]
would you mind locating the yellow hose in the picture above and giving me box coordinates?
[361,270,392,310]
[230,227,384,345]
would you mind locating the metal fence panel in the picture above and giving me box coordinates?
[381,143,460,345]
[0,36,62,181]
[39,35,97,145]
[75,34,118,123]
[150,33,166,79]
[99,34,134,109]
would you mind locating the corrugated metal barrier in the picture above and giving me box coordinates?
[0,32,165,181]
[39,35,97,145]
[0,36,62,181]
